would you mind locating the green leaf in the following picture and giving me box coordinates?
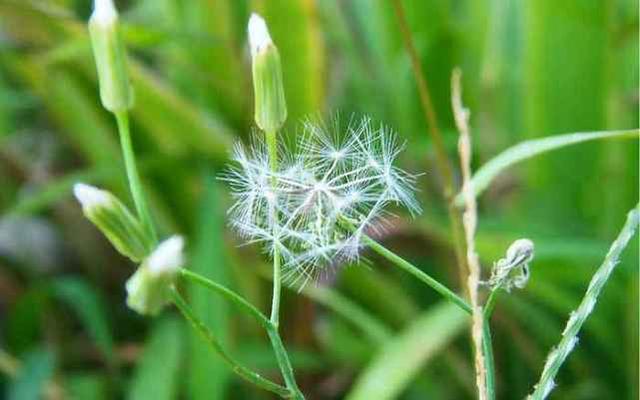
[128,61,234,161]
[187,178,231,400]
[346,302,467,400]
[65,373,108,400]
[7,348,55,400]
[51,277,115,366]
[454,129,639,205]
[127,316,184,400]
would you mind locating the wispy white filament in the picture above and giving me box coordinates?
[248,13,272,57]
[221,117,420,287]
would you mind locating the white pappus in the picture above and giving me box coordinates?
[221,116,421,287]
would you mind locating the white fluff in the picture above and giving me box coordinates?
[147,236,185,275]
[248,13,273,57]
[73,183,111,210]
[221,117,420,287]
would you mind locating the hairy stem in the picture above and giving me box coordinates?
[265,327,305,400]
[169,287,291,398]
[179,270,304,399]
[529,205,639,400]
[452,68,487,400]
[114,111,157,243]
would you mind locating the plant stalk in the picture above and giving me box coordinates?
[169,287,291,398]
[114,111,157,243]
[265,129,282,329]
[362,234,496,399]
[179,270,269,327]
[362,235,471,313]
[179,269,304,399]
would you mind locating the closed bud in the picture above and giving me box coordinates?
[126,236,185,316]
[88,0,133,112]
[249,13,287,133]
[487,238,535,292]
[73,183,152,261]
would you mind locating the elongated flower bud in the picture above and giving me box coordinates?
[88,0,133,112]
[248,13,287,133]
[74,183,151,261]
[125,236,185,315]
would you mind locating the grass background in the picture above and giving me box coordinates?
[0,0,638,399]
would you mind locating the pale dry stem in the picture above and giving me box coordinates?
[452,68,487,400]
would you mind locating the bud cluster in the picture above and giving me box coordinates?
[74,183,185,315]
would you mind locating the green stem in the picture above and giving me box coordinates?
[180,269,304,398]
[362,234,496,399]
[265,129,282,328]
[169,287,291,398]
[484,289,500,320]
[179,270,269,328]
[482,322,496,399]
[362,235,471,313]
[265,327,305,400]
[114,111,157,243]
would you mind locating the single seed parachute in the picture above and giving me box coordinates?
[221,117,421,287]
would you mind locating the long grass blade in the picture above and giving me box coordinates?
[454,129,639,205]
[345,302,467,400]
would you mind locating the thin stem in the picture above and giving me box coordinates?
[180,269,304,398]
[362,234,471,314]
[482,323,496,399]
[363,233,496,399]
[391,0,467,282]
[453,67,488,400]
[114,111,157,243]
[265,129,282,328]
[484,289,500,320]
[179,269,269,327]
[529,205,639,400]
[169,286,291,398]
[265,327,305,400]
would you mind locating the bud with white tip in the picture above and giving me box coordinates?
[487,238,535,292]
[126,236,185,316]
[248,13,287,133]
[73,183,151,261]
[89,0,133,112]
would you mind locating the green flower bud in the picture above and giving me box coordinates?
[88,0,133,112]
[249,13,287,133]
[126,236,185,316]
[73,183,152,261]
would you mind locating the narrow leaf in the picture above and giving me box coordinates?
[127,316,184,400]
[454,129,639,205]
[346,302,467,400]
[51,277,115,366]
[187,178,231,400]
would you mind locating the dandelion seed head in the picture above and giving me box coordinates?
[221,117,420,287]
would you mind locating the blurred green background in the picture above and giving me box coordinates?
[0,0,638,399]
